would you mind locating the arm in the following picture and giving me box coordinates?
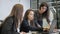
[28,21,43,31]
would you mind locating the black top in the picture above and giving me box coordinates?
[20,20,43,33]
[34,10,43,27]
[1,16,19,34]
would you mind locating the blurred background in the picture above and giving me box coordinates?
[0,0,60,34]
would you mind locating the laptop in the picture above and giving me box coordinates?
[49,19,57,34]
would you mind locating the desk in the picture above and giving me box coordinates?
[26,30,60,34]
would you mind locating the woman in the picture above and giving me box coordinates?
[1,4,23,34]
[20,9,43,33]
[35,2,50,32]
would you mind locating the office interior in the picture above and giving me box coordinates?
[0,0,60,34]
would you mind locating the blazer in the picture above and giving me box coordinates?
[1,16,19,34]
[20,20,43,33]
[34,10,43,27]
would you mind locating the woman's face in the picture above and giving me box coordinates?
[39,6,47,14]
[28,11,34,20]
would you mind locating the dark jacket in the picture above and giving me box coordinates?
[1,16,19,34]
[34,10,43,27]
[20,20,43,33]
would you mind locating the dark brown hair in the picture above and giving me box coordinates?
[23,9,35,26]
[23,9,34,20]
[39,2,50,23]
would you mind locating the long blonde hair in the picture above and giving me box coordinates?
[9,4,23,28]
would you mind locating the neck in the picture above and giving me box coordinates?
[28,19,30,25]
[28,19,30,22]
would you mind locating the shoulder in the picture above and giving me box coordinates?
[2,16,13,25]
[4,16,13,22]
[34,10,39,14]
[1,16,14,28]
[22,20,28,23]
[22,19,28,22]
[34,10,39,19]
[34,10,39,16]
[21,19,28,25]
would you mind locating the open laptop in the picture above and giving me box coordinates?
[49,19,57,34]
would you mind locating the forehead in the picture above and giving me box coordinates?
[41,6,47,8]
[29,11,34,13]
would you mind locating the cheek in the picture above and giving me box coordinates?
[28,15,31,19]
[42,9,46,13]
[28,15,34,20]
[44,9,46,11]
[43,10,46,13]
[30,15,34,18]
[31,15,34,20]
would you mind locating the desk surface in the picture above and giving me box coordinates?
[26,30,60,34]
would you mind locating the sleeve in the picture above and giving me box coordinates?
[49,11,54,25]
[28,20,43,31]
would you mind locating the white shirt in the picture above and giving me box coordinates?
[43,11,54,28]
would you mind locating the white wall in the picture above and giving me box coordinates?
[0,0,30,20]
[20,0,30,17]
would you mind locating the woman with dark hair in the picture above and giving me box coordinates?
[20,9,43,33]
[35,2,50,32]
[1,4,23,34]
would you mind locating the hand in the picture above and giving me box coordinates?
[37,24,41,28]
[43,28,49,31]
[43,25,50,31]
[37,23,41,28]
[53,29,58,32]
[20,32,27,34]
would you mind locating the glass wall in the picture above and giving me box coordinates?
[30,0,60,29]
